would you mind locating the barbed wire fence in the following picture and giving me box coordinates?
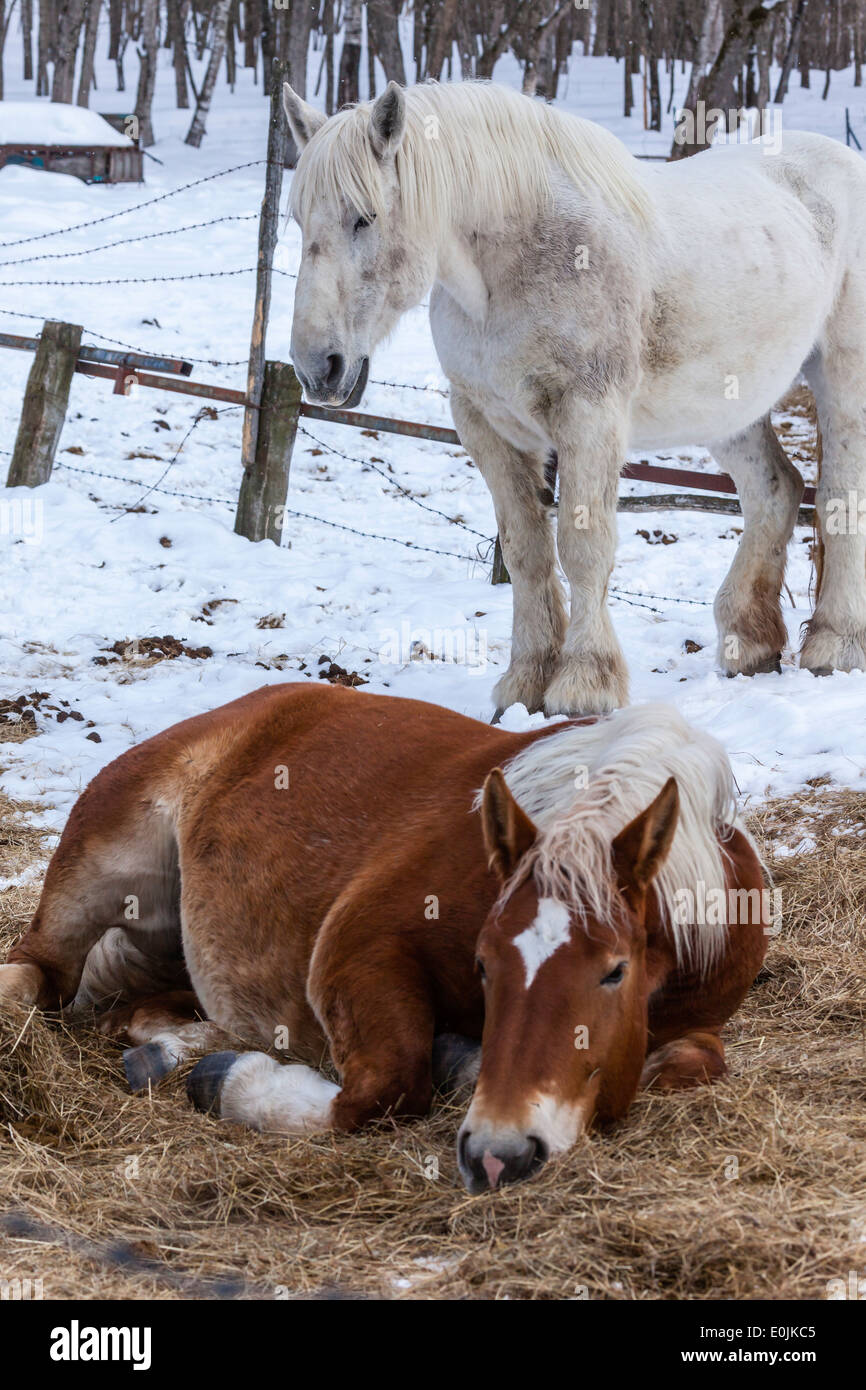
[0,157,751,616]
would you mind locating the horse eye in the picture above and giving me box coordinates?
[353,214,375,234]
[476,958,487,982]
[601,961,627,987]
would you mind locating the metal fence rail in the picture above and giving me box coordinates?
[0,317,818,567]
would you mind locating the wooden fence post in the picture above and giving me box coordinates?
[6,320,82,488]
[234,360,302,543]
[491,535,511,584]
[236,57,288,541]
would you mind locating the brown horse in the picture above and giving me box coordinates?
[0,683,768,1192]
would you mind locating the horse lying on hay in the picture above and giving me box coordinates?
[0,684,769,1192]
[283,78,866,718]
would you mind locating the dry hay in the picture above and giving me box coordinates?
[0,786,864,1302]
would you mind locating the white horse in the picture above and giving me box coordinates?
[282,78,866,718]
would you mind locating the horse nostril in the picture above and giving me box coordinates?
[325,353,344,388]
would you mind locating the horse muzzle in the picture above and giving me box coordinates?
[293,351,369,409]
[457,1123,549,1195]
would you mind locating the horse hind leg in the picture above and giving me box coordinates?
[640,1030,727,1092]
[800,330,866,674]
[98,989,237,1092]
[711,417,803,677]
[0,799,179,1012]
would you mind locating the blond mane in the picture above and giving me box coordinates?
[290,80,654,238]
[477,704,750,975]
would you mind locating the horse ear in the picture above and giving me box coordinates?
[481,769,538,881]
[369,80,407,158]
[282,83,326,150]
[611,777,679,898]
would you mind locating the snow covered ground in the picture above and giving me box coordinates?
[1,38,865,859]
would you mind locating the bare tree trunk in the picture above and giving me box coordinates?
[673,1,775,158]
[241,0,255,69]
[135,0,159,145]
[324,0,335,113]
[115,32,128,89]
[36,0,53,95]
[21,0,33,80]
[226,0,238,90]
[77,0,102,104]
[368,0,406,84]
[621,0,634,115]
[799,22,810,86]
[284,1,317,95]
[856,1,863,86]
[134,0,159,141]
[185,0,231,145]
[675,0,724,140]
[108,0,120,56]
[282,0,317,161]
[426,0,458,82]
[338,0,362,106]
[170,0,190,106]
[534,23,557,98]
[455,4,475,77]
[52,0,87,102]
[258,0,272,82]
[638,0,662,130]
[775,0,809,100]
[756,20,772,109]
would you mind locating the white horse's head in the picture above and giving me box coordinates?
[283,82,436,408]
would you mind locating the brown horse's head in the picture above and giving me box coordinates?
[458,769,680,1195]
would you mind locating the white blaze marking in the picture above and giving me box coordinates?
[514,897,572,988]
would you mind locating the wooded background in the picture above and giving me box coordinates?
[0,1,861,155]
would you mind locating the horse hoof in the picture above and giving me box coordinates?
[123,1041,176,1092]
[187,1051,239,1114]
[806,664,833,678]
[432,1034,481,1095]
[725,653,782,678]
[751,653,782,675]
[490,707,505,726]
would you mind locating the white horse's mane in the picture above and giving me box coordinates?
[478,704,748,974]
[290,81,654,236]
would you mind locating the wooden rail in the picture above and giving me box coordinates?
[1,319,817,557]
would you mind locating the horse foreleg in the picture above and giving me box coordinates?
[640,1030,727,1092]
[187,1050,342,1133]
[188,931,436,1136]
[450,390,566,717]
[545,406,629,716]
[710,417,803,676]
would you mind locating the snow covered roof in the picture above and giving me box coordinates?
[0,103,134,148]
